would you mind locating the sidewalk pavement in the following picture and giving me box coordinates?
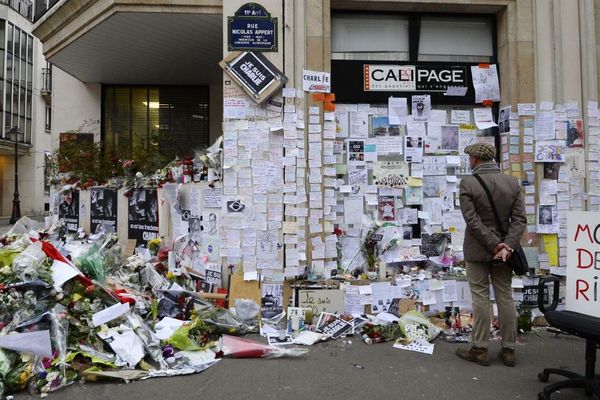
[14,329,598,400]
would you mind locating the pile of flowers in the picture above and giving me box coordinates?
[0,218,253,398]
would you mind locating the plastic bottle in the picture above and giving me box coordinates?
[361,334,373,345]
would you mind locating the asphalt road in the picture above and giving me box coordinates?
[12,329,597,400]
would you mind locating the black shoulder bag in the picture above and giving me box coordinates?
[473,174,529,276]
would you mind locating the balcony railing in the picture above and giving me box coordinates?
[42,66,51,92]
[1,0,34,21]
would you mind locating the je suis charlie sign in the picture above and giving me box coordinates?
[220,51,287,105]
[228,3,277,51]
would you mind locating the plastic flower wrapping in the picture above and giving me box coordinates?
[396,310,441,345]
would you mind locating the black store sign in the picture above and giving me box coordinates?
[332,60,478,104]
[228,3,277,51]
[228,52,277,96]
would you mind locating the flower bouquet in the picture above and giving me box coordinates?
[360,220,401,276]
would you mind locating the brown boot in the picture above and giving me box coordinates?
[455,347,490,366]
[499,348,515,367]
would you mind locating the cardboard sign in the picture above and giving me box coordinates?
[297,289,344,315]
[566,211,600,317]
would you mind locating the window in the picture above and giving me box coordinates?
[419,16,493,62]
[332,14,409,61]
[3,22,33,142]
[103,86,210,163]
[332,12,494,63]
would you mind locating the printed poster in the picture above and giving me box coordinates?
[537,205,559,234]
[128,189,159,246]
[411,95,431,122]
[90,188,118,234]
[405,136,424,163]
[59,190,79,233]
[261,282,284,319]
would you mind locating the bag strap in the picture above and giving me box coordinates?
[473,174,507,238]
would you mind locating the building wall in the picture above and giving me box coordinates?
[51,67,101,146]
[0,6,54,216]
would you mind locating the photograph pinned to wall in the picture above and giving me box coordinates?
[422,156,447,176]
[128,189,159,246]
[411,95,431,122]
[498,106,511,133]
[535,141,565,163]
[90,188,117,234]
[378,196,396,221]
[543,163,560,180]
[470,64,500,103]
[405,136,424,163]
[421,233,452,258]
[537,205,559,234]
[423,176,447,197]
[371,116,401,136]
[564,148,585,178]
[188,217,202,244]
[347,139,366,165]
[373,161,409,188]
[405,186,424,205]
[440,125,459,152]
[59,190,80,233]
[566,119,584,147]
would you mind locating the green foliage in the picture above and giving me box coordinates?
[53,140,122,183]
[52,136,169,183]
